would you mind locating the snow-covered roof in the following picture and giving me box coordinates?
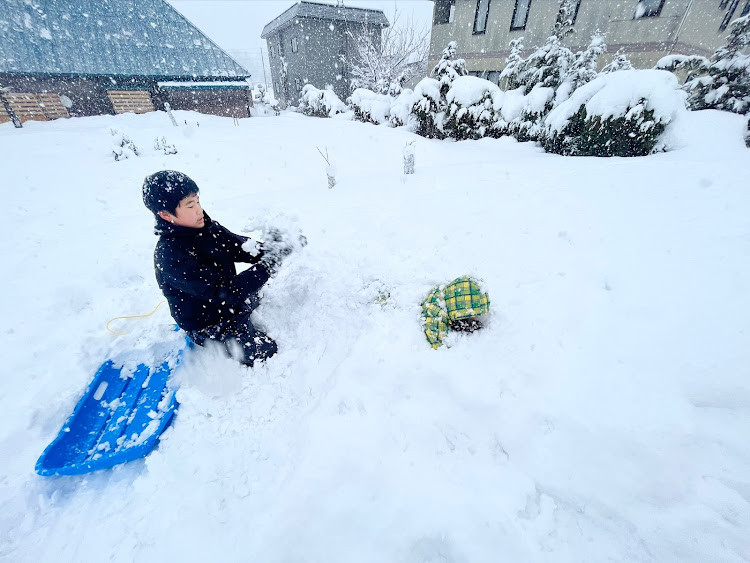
[158,81,251,89]
[261,0,389,39]
[0,0,250,79]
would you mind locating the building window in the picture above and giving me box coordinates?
[434,0,456,25]
[469,70,501,84]
[633,0,665,19]
[270,45,275,57]
[510,0,532,31]
[291,37,298,53]
[473,0,491,34]
[571,0,583,24]
[295,78,302,92]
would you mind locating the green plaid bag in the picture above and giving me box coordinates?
[421,276,490,349]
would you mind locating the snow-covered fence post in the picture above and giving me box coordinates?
[403,141,415,174]
[317,146,336,188]
[164,102,178,126]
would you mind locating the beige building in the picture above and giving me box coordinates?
[428,0,748,82]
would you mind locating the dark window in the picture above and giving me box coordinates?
[473,0,491,34]
[295,78,302,92]
[291,37,298,53]
[434,0,456,25]
[511,0,532,30]
[633,0,665,19]
[571,0,583,24]
[270,45,275,58]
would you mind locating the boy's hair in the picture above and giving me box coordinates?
[142,170,200,215]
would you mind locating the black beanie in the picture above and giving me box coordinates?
[142,170,200,215]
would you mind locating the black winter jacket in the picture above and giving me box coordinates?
[153,212,269,331]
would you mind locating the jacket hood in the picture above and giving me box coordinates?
[154,211,212,236]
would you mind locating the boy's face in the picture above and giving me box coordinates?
[158,193,204,228]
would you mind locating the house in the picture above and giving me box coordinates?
[0,0,253,126]
[261,0,389,107]
[428,0,746,83]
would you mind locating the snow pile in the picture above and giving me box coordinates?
[1,107,749,562]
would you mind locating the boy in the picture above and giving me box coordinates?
[142,170,282,366]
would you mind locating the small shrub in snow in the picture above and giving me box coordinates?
[443,76,503,140]
[601,54,634,74]
[403,141,415,174]
[347,88,393,124]
[154,136,177,155]
[410,77,444,139]
[110,128,139,161]
[745,114,750,148]
[542,70,685,157]
[298,84,348,118]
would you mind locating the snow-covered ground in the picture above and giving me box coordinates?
[1,108,749,562]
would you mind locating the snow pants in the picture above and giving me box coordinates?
[187,293,277,367]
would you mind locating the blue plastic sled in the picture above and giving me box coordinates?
[36,334,192,476]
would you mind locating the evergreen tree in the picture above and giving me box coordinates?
[565,34,607,91]
[431,41,468,97]
[522,36,574,94]
[552,0,577,42]
[684,15,750,114]
[500,38,528,90]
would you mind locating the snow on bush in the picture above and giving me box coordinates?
[685,15,750,114]
[297,84,348,118]
[388,88,415,128]
[443,76,503,140]
[542,69,687,157]
[498,85,555,141]
[347,88,393,125]
[410,77,444,139]
[110,128,139,161]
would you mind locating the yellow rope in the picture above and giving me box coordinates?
[106,300,167,335]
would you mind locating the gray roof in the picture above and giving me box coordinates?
[261,1,389,39]
[0,0,250,78]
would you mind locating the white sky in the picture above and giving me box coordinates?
[167,0,434,82]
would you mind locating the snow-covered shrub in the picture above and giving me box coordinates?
[501,85,555,142]
[443,76,503,140]
[542,70,686,157]
[388,88,415,127]
[110,128,138,161]
[745,114,750,148]
[685,15,750,114]
[601,53,634,74]
[154,136,177,155]
[658,16,749,115]
[297,84,348,118]
[347,88,393,124]
[410,77,444,139]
